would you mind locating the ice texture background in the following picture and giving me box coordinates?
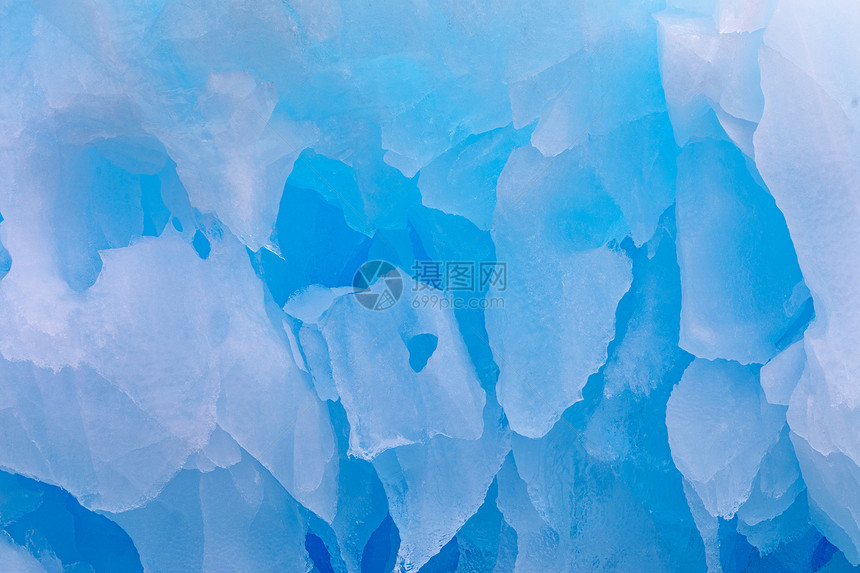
[0,0,858,571]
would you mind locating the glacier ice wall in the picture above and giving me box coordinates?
[0,0,858,571]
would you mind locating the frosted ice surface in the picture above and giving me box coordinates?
[656,11,766,154]
[0,0,858,569]
[0,236,223,510]
[602,221,686,398]
[525,0,666,157]
[675,141,806,365]
[495,454,562,572]
[715,0,778,33]
[667,358,785,517]
[0,534,48,573]
[297,325,340,402]
[488,144,632,438]
[754,0,860,563]
[504,417,695,571]
[166,71,315,251]
[580,113,679,247]
[319,277,486,460]
[0,357,192,511]
[736,429,807,554]
[791,435,860,566]
[787,349,860,565]
[418,125,530,230]
[382,75,511,178]
[761,340,806,406]
[0,189,334,516]
[110,454,313,573]
[373,400,509,571]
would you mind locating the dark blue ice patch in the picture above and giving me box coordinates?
[418,536,459,572]
[249,182,371,306]
[361,514,400,573]
[0,237,10,282]
[812,536,839,571]
[305,532,335,573]
[406,333,438,373]
[0,470,143,572]
[140,173,171,237]
[192,229,211,259]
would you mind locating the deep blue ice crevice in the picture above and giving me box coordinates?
[447,479,518,572]
[250,177,372,306]
[0,470,143,572]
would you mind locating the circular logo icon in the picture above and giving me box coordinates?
[352,260,403,311]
